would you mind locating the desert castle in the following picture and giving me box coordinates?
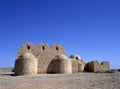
[15,42,110,75]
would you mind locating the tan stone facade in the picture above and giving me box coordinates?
[15,42,110,75]
[17,42,66,74]
[69,54,85,73]
[15,53,37,75]
[84,61,110,72]
[47,54,72,74]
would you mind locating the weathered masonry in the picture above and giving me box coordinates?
[14,42,110,75]
[84,61,110,72]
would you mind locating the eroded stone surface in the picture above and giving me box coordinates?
[15,42,110,75]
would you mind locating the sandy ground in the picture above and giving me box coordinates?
[0,71,120,89]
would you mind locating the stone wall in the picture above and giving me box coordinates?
[18,42,36,57]
[85,61,110,72]
[47,59,72,74]
[36,43,51,73]
[16,42,110,75]
[18,42,66,74]
[101,61,110,72]
[15,53,38,75]
[71,59,79,73]
[69,54,85,73]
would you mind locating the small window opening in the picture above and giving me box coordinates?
[56,47,59,50]
[76,57,79,60]
[42,46,45,50]
[101,62,104,65]
[27,46,30,50]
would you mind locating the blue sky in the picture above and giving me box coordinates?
[0,0,119,69]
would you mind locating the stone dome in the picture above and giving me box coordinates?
[50,54,71,74]
[69,54,81,60]
[15,52,38,75]
[55,54,68,59]
[19,52,35,59]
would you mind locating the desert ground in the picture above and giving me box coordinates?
[0,68,120,89]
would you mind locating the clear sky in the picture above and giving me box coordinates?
[0,0,119,69]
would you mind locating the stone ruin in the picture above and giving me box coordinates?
[14,42,110,75]
[84,61,110,72]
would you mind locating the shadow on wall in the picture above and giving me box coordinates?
[47,54,72,74]
[47,59,61,74]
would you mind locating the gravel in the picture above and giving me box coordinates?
[0,68,120,89]
[0,72,120,89]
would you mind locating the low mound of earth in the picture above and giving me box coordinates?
[0,68,120,89]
